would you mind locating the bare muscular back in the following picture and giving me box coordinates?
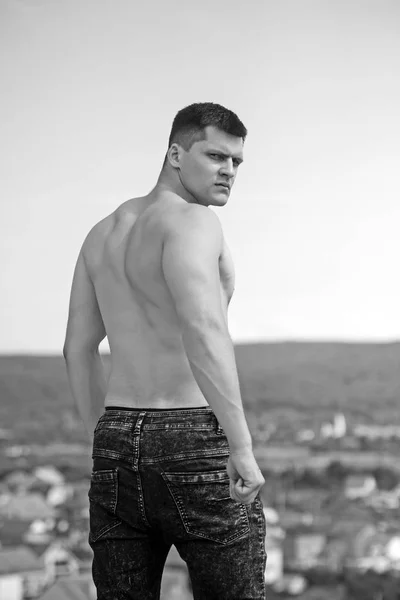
[81,194,235,409]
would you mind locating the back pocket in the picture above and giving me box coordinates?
[162,469,249,545]
[88,468,122,543]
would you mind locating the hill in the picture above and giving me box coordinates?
[0,342,399,445]
[235,341,400,422]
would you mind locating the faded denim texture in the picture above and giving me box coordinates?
[88,406,267,599]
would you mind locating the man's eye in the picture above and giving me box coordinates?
[210,154,220,159]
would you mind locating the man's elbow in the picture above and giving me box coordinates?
[62,336,71,359]
[181,311,228,337]
[63,343,78,362]
[63,339,98,359]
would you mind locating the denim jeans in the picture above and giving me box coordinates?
[88,406,267,599]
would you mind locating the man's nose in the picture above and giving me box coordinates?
[219,159,235,177]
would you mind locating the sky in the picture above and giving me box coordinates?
[1,0,400,354]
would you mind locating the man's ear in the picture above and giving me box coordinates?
[167,143,182,169]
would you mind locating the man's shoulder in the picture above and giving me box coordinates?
[83,197,138,245]
[164,201,222,235]
[85,213,113,239]
[80,213,115,260]
[161,205,223,260]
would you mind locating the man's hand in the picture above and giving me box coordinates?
[226,448,265,505]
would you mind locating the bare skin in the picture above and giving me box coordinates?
[64,125,265,504]
[82,193,233,409]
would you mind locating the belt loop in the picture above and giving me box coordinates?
[132,412,146,470]
[133,412,146,435]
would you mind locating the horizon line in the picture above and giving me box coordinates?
[1,337,400,357]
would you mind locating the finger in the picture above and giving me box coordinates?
[231,482,255,502]
[233,485,259,504]
[234,478,254,494]
[232,493,256,505]
[229,479,258,503]
[230,485,249,504]
[229,480,236,501]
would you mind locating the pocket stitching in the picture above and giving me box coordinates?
[163,469,230,484]
[90,469,117,483]
[89,468,122,543]
[89,518,122,544]
[161,471,250,545]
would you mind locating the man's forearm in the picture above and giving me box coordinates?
[63,348,107,441]
[182,321,253,453]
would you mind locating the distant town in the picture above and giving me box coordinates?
[2,409,400,599]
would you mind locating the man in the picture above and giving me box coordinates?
[63,102,266,599]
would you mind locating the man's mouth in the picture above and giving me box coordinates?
[216,183,230,190]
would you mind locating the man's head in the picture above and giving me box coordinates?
[162,102,247,207]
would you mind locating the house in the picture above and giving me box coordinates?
[317,536,349,572]
[283,529,327,570]
[327,522,378,566]
[351,523,378,559]
[349,531,400,573]
[366,490,400,510]
[386,535,400,563]
[69,544,93,573]
[349,530,396,574]
[273,573,308,596]
[33,466,65,487]
[40,542,80,579]
[263,508,285,584]
[279,508,314,530]
[344,474,376,499]
[3,470,37,493]
[63,482,90,521]
[46,484,74,508]
[253,445,310,472]
[0,546,49,600]
[327,497,372,531]
[354,555,391,573]
[0,427,12,440]
[263,506,279,525]
[354,424,400,439]
[0,517,32,547]
[285,488,329,512]
[23,518,56,546]
[0,481,10,496]
[264,537,284,585]
[0,493,56,521]
[295,532,327,568]
[39,572,96,600]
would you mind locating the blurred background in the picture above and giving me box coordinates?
[1,1,400,599]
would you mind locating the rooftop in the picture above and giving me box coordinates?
[39,577,94,600]
[0,545,43,575]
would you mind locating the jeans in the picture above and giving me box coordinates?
[88,406,267,599]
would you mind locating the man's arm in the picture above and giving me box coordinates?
[63,249,107,442]
[162,205,265,504]
[161,205,252,453]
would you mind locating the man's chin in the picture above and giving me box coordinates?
[210,194,229,207]
[192,192,229,207]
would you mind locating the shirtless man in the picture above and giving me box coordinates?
[63,102,266,599]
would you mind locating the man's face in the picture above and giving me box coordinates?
[177,125,244,207]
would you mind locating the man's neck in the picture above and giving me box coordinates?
[149,173,199,205]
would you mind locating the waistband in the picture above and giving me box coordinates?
[105,405,211,414]
[97,405,225,438]
[100,405,223,431]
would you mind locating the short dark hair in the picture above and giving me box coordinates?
[167,102,247,152]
